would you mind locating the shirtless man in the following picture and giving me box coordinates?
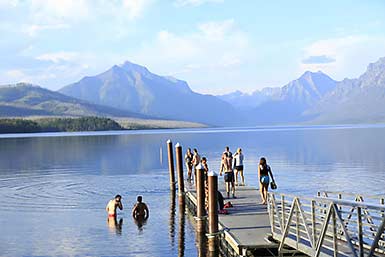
[106,194,123,217]
[132,195,149,220]
[192,148,201,184]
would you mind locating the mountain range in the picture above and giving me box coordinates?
[59,61,238,126]
[218,57,385,125]
[1,57,384,126]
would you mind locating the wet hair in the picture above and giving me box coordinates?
[193,148,198,153]
[115,194,122,200]
[202,157,207,162]
[225,146,229,151]
[259,157,267,169]
[137,195,142,202]
[187,148,191,152]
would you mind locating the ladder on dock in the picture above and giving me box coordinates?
[267,192,385,257]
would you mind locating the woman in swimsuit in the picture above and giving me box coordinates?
[258,157,274,205]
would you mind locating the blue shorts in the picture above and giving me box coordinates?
[260,175,269,185]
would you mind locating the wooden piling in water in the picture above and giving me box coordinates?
[195,163,206,232]
[166,140,176,191]
[207,171,219,252]
[208,172,218,234]
[175,143,185,196]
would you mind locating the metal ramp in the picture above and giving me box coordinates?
[267,192,385,257]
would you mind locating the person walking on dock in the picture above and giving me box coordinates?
[220,147,236,198]
[233,148,245,186]
[184,148,193,183]
[258,157,275,205]
[192,148,201,183]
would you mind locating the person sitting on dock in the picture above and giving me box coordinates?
[184,148,193,183]
[106,194,123,217]
[258,157,275,205]
[132,195,149,220]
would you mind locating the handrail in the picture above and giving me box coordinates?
[275,192,385,211]
[318,191,385,201]
[267,191,385,257]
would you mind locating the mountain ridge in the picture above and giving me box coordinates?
[59,61,239,126]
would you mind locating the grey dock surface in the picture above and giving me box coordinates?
[185,182,277,255]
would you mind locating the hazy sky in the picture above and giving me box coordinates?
[1,0,385,94]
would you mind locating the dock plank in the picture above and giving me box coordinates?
[185,182,277,254]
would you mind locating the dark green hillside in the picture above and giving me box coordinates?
[0,117,124,133]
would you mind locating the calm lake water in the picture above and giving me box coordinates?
[1,125,385,256]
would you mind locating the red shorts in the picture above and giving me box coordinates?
[108,213,116,218]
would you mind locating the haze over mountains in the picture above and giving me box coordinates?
[60,61,238,126]
[1,57,384,126]
[218,57,385,124]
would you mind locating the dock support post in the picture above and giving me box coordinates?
[167,140,176,191]
[196,163,206,232]
[175,143,185,196]
[208,171,219,252]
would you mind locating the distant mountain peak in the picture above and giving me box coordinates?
[365,56,385,73]
[299,70,327,80]
[119,61,150,74]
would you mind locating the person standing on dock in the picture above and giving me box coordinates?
[258,157,275,205]
[233,148,245,186]
[192,148,201,183]
[220,147,236,198]
[106,194,123,217]
[184,148,193,183]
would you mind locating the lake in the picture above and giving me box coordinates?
[1,125,385,256]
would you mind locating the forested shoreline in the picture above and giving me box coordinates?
[0,117,124,133]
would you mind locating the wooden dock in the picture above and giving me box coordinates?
[185,182,278,256]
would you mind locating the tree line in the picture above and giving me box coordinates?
[0,117,124,133]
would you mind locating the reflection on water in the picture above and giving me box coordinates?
[107,217,123,235]
[169,190,176,248]
[133,217,147,232]
[178,196,186,257]
[1,125,385,256]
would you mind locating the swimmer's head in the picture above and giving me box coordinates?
[115,194,122,202]
[137,195,143,202]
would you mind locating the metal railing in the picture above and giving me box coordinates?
[267,192,385,257]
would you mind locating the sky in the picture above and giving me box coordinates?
[0,0,385,94]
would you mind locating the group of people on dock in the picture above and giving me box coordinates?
[106,145,276,226]
[184,146,276,204]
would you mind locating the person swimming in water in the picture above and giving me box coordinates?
[132,195,149,220]
[106,194,123,217]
